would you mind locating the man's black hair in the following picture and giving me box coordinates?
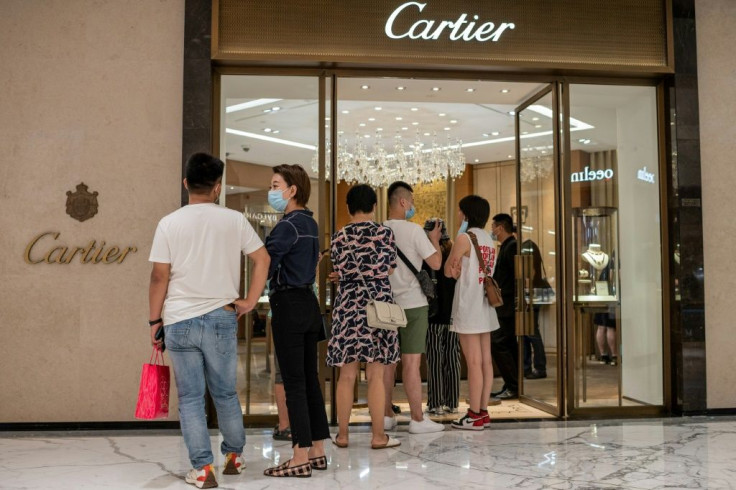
[346,184,377,215]
[493,213,514,233]
[459,195,491,229]
[185,152,224,193]
[387,181,413,206]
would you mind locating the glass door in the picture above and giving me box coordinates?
[514,84,563,416]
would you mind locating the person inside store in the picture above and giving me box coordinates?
[444,195,499,430]
[263,164,330,478]
[490,213,520,400]
[327,184,401,449]
[148,152,270,488]
[595,310,618,365]
[422,218,460,416]
[383,181,445,434]
[520,239,549,379]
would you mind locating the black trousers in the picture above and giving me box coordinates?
[270,288,330,448]
[491,315,519,393]
[523,307,547,374]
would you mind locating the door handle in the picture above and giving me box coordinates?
[515,254,534,336]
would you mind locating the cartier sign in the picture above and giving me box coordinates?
[385,2,515,42]
[25,232,138,265]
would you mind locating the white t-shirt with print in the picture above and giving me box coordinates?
[384,219,438,309]
[149,203,263,325]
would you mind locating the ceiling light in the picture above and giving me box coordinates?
[226,128,316,150]
[338,130,344,135]
[466,88,475,92]
[361,85,370,90]
[444,127,451,131]
[432,87,441,91]
[508,155,513,158]
[263,128,272,133]
[439,113,446,117]
[263,109,271,113]
[482,133,489,137]
[522,131,528,135]
[325,117,330,121]
[532,117,539,121]
[271,106,281,111]
[342,110,349,114]
[396,86,406,91]
[491,131,500,136]
[411,107,419,111]
[229,186,234,190]
[359,123,366,127]
[424,132,431,136]
[225,98,281,114]
[395,116,403,121]
[412,122,419,125]
[364,134,371,138]
[501,89,510,93]
[401,127,408,131]
[272,130,280,134]
[368,117,376,121]
[535,124,542,128]
[474,159,479,162]
[450,120,457,124]
[509,111,516,116]
[374,106,382,111]
[377,128,383,131]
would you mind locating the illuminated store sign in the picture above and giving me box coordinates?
[385,2,515,41]
[637,166,655,183]
[24,232,138,265]
[571,166,614,183]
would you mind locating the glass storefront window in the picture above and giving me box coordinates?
[569,84,663,408]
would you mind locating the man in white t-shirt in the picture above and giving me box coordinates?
[148,153,269,488]
[383,181,445,434]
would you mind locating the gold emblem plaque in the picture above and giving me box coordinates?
[65,183,99,222]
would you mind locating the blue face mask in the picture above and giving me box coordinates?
[458,220,469,235]
[405,205,416,220]
[268,189,289,212]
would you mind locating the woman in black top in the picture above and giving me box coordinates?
[422,219,460,414]
[264,164,329,478]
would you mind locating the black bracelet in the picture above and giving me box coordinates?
[148,318,163,326]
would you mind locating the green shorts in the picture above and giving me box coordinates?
[398,306,429,354]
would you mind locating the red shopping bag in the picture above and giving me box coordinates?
[134,348,170,419]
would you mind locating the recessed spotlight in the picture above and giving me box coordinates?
[271,106,281,111]
[541,150,547,154]
[325,117,331,121]
[338,130,344,135]
[474,159,479,162]
[374,106,382,111]
[439,113,446,117]
[578,138,586,143]
[535,124,542,128]
[466,88,475,92]
[444,127,451,130]
[229,186,234,190]
[272,130,280,134]
[361,85,370,90]
[377,128,383,131]
[482,133,489,137]
[491,131,500,136]
[508,155,513,158]
[263,109,271,113]
[532,117,539,121]
[450,120,457,124]
[522,131,528,135]
[424,132,431,136]
[411,107,419,111]
[364,134,371,138]
[401,127,408,130]
[395,116,403,121]
[509,111,516,116]
[359,123,366,127]
[412,122,419,126]
[396,86,406,91]
[263,128,272,133]
[432,87,441,91]
[342,110,349,114]
[501,89,510,93]
[368,117,376,121]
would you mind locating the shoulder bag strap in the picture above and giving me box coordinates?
[340,228,375,301]
[467,231,492,276]
[395,247,420,275]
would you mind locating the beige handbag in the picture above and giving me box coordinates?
[341,229,407,331]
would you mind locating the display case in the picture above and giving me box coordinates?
[572,207,619,303]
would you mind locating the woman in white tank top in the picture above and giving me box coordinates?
[444,195,499,431]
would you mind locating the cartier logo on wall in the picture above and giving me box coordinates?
[66,182,98,222]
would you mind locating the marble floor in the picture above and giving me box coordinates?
[2,417,736,489]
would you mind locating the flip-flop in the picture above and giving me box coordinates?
[332,437,348,448]
[371,435,401,450]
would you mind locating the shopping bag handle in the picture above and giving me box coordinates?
[149,346,166,366]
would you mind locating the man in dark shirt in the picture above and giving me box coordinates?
[491,213,519,400]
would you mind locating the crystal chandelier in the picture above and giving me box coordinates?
[311,132,466,187]
[519,155,553,183]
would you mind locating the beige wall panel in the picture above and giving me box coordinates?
[696,0,736,409]
[0,0,185,422]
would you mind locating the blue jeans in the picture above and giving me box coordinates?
[165,307,244,469]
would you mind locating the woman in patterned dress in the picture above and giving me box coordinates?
[328,184,401,449]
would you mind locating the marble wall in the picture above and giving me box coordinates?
[0,1,185,422]
[696,0,736,409]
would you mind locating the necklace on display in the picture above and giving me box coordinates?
[582,248,609,270]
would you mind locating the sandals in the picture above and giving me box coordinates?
[309,455,327,470]
[264,459,312,478]
[371,434,401,450]
[332,437,348,448]
[272,425,292,441]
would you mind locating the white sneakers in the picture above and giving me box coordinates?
[384,415,398,431]
[185,464,217,488]
[408,416,445,434]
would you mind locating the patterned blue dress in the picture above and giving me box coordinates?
[327,222,400,366]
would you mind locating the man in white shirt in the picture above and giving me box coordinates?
[148,152,270,488]
[383,181,445,434]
